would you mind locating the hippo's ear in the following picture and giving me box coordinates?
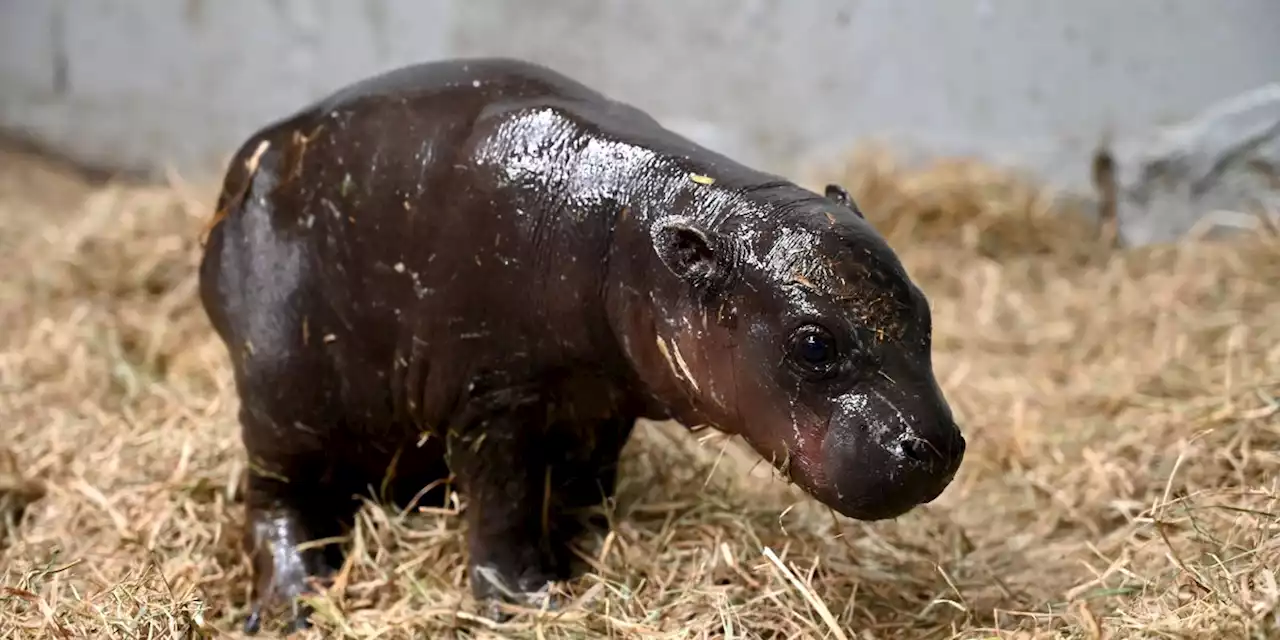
[824,183,863,218]
[652,217,731,292]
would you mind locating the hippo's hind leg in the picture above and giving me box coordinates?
[233,368,361,634]
[214,320,358,632]
[199,141,365,633]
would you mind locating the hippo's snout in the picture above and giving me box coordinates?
[895,422,965,502]
[816,387,966,521]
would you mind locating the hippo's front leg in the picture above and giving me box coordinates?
[447,391,567,619]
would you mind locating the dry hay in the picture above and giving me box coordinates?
[0,142,1277,640]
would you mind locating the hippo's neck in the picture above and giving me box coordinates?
[600,167,814,426]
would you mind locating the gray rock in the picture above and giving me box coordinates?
[1111,84,1280,247]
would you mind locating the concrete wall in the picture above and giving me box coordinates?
[2,0,1279,244]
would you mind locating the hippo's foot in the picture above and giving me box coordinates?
[458,470,574,622]
[241,476,353,635]
[468,558,567,622]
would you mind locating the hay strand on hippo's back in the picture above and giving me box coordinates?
[1,143,1278,638]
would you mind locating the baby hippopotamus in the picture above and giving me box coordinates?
[199,57,965,632]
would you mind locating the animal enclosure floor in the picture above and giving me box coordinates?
[1,145,1277,639]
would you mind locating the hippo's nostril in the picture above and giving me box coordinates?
[900,438,933,466]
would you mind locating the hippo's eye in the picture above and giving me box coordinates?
[788,324,840,374]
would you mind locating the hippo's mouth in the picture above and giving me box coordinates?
[792,410,965,521]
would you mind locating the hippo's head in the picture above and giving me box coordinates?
[640,182,964,521]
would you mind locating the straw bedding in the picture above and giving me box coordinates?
[0,143,1276,639]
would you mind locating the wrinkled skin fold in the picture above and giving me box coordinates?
[198,57,965,633]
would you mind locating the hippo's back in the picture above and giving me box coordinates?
[309,57,615,118]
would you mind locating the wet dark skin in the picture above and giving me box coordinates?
[199,57,965,634]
